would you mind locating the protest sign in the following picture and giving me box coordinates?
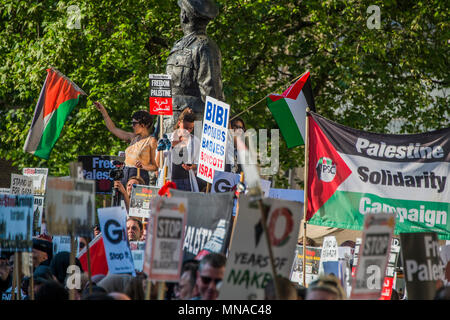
[31,196,44,236]
[52,236,72,256]
[78,155,124,194]
[10,174,33,195]
[22,168,48,196]
[268,188,304,203]
[351,238,362,278]
[149,74,173,115]
[129,185,159,218]
[45,178,95,237]
[350,213,395,300]
[170,189,234,261]
[211,171,271,197]
[98,207,135,275]
[197,96,230,183]
[0,188,10,194]
[130,241,145,272]
[379,237,401,300]
[219,195,303,300]
[400,232,444,300]
[290,245,322,285]
[147,197,187,281]
[0,194,34,252]
[318,236,338,276]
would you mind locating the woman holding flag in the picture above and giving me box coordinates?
[93,101,158,186]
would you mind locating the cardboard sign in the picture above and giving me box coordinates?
[350,213,395,300]
[379,237,400,300]
[219,195,303,300]
[45,178,95,237]
[0,194,34,252]
[197,96,230,183]
[52,236,72,256]
[400,232,444,300]
[147,197,187,281]
[98,207,135,275]
[211,171,271,197]
[318,236,338,275]
[149,74,172,115]
[129,185,159,218]
[10,174,33,195]
[22,168,48,196]
[78,155,124,194]
[32,196,44,236]
[130,241,145,272]
[290,245,322,285]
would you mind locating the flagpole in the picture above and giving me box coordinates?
[302,108,310,288]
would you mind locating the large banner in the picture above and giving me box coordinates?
[98,207,135,275]
[22,168,48,196]
[197,96,230,183]
[45,178,95,237]
[219,195,303,300]
[400,232,444,300]
[350,213,395,300]
[169,189,234,261]
[78,155,123,194]
[307,112,450,239]
[0,194,34,252]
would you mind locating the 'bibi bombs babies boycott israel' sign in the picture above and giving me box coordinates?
[197,96,230,183]
[219,195,303,300]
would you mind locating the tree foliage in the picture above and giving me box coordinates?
[0,0,448,187]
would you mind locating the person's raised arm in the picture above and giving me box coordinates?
[94,101,135,142]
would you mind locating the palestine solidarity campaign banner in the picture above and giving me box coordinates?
[307,112,450,239]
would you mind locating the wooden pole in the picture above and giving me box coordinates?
[30,269,34,300]
[69,230,76,300]
[11,253,17,300]
[86,241,93,295]
[256,199,281,300]
[206,183,211,193]
[145,279,152,300]
[228,172,244,250]
[302,108,310,288]
[103,194,107,208]
[157,281,165,300]
[16,252,22,300]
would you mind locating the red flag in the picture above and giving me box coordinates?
[77,234,108,276]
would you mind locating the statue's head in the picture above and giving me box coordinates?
[178,0,218,33]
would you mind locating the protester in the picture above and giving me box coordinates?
[225,117,246,173]
[97,273,133,295]
[140,219,149,242]
[294,283,307,300]
[306,274,347,300]
[0,252,13,297]
[32,236,53,269]
[264,276,298,300]
[28,265,56,298]
[35,280,68,301]
[82,291,114,300]
[94,101,158,186]
[49,252,84,285]
[124,275,145,300]
[174,260,199,300]
[127,217,143,242]
[114,175,145,212]
[156,107,201,191]
[193,253,226,300]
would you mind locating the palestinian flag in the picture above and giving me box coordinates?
[23,68,86,159]
[266,71,315,148]
[307,112,450,239]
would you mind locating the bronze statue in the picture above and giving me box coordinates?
[164,0,225,133]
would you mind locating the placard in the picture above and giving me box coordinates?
[149,74,173,115]
[0,194,34,252]
[318,236,338,275]
[350,213,395,300]
[197,96,230,183]
[22,168,48,196]
[45,178,95,237]
[129,185,159,218]
[32,196,44,236]
[98,206,135,275]
[147,197,187,281]
[10,174,33,195]
[290,245,322,285]
[78,155,123,194]
[379,237,400,300]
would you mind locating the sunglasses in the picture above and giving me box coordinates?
[200,276,222,286]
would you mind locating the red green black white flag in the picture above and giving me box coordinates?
[307,112,450,239]
[266,71,315,148]
[23,68,86,159]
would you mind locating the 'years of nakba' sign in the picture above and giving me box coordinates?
[306,111,450,239]
[197,96,230,184]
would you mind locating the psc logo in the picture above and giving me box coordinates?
[316,157,336,182]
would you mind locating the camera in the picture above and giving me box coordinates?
[109,160,124,181]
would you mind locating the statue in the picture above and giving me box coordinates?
[164,0,225,133]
